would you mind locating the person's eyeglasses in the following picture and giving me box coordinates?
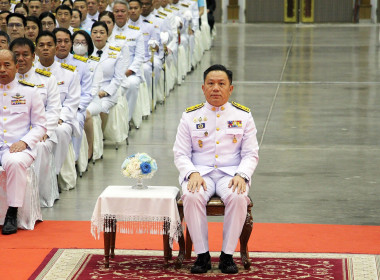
[0,2,9,5]
[42,22,55,27]
[7,23,23,28]
[73,41,87,45]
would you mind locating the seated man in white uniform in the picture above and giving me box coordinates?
[110,0,144,124]
[173,64,259,274]
[0,49,47,235]
[10,37,62,207]
[73,0,94,32]
[35,31,81,190]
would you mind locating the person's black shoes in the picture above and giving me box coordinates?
[191,251,211,274]
[219,251,238,274]
[2,207,18,235]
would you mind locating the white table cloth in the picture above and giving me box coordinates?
[91,185,182,248]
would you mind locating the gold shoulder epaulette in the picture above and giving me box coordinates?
[186,103,204,113]
[73,28,81,32]
[158,11,167,17]
[143,19,153,24]
[109,46,121,52]
[61,63,76,72]
[128,25,140,30]
[35,68,51,77]
[181,3,189,7]
[89,55,100,61]
[10,0,17,4]
[171,5,179,10]
[231,101,250,113]
[18,80,35,87]
[73,54,88,63]
[164,8,172,13]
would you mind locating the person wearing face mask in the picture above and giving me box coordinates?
[10,37,62,208]
[53,28,93,171]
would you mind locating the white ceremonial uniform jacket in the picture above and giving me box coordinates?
[157,6,179,52]
[109,23,145,77]
[55,53,93,112]
[0,79,47,157]
[93,43,129,98]
[173,101,259,185]
[81,17,94,32]
[35,60,81,137]
[17,67,61,143]
[181,0,200,31]
[128,17,160,62]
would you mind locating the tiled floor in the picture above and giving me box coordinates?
[42,23,380,225]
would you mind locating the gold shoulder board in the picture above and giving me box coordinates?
[61,63,76,72]
[128,25,140,30]
[89,55,100,61]
[143,19,153,24]
[73,28,81,32]
[18,80,35,87]
[73,54,88,63]
[171,6,179,10]
[35,68,51,77]
[164,8,172,13]
[181,3,189,7]
[231,101,250,113]
[186,103,204,113]
[158,11,167,17]
[109,46,121,52]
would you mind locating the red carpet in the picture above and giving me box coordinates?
[29,249,352,280]
[2,221,380,279]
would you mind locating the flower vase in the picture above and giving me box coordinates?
[132,178,148,189]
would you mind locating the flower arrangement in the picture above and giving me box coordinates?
[121,153,158,179]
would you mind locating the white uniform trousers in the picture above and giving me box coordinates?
[53,123,73,174]
[72,110,86,161]
[188,34,196,70]
[181,169,250,255]
[122,75,141,121]
[0,147,34,207]
[34,139,59,207]
[143,60,162,92]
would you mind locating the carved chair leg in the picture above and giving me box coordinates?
[240,208,253,270]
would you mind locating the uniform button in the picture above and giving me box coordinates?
[3,106,6,109]
[217,114,220,118]
[19,75,22,79]
[0,85,3,88]
[216,141,219,144]
[4,140,7,143]
[6,85,10,89]
[221,106,225,111]
[215,155,218,158]
[3,93,6,96]
[3,129,6,133]
[212,107,216,111]
[3,118,6,121]
[216,127,220,131]
[214,165,217,168]
[25,74,28,78]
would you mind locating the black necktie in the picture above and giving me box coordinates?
[97,50,103,57]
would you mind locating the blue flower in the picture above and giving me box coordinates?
[140,162,152,174]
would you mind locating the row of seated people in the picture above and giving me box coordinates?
[0,0,213,234]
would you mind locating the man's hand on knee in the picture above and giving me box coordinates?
[228,176,246,194]
[187,172,207,193]
[9,141,27,153]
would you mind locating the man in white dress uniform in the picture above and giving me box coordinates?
[173,64,259,274]
[0,49,46,235]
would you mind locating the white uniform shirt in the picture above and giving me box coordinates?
[17,67,61,141]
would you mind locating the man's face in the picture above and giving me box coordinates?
[86,0,98,16]
[41,0,51,12]
[0,12,9,32]
[0,0,11,12]
[73,1,88,20]
[172,0,178,4]
[152,0,160,9]
[12,44,35,74]
[141,0,152,16]
[0,35,7,50]
[55,31,72,59]
[29,0,42,17]
[0,50,18,85]
[202,71,233,107]
[35,35,56,61]
[56,8,72,28]
[161,0,169,7]
[7,17,25,41]
[129,1,141,22]
[51,0,61,13]
[98,0,108,13]
[113,3,128,27]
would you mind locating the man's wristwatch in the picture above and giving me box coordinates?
[235,172,249,182]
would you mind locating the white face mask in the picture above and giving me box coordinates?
[73,44,88,56]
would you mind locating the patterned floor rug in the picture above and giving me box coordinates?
[29,249,380,280]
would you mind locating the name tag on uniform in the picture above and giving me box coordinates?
[228,120,242,128]
[196,123,205,129]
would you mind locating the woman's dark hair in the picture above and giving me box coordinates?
[98,11,115,24]
[14,3,29,15]
[91,20,108,35]
[72,29,94,56]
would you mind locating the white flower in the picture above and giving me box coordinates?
[121,153,158,179]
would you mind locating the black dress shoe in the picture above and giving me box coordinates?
[219,251,238,274]
[2,216,17,235]
[190,252,211,274]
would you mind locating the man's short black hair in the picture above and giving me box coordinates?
[203,64,233,84]
[36,30,56,45]
[53,27,72,42]
[129,0,142,7]
[56,4,73,15]
[9,37,35,54]
[6,13,27,27]
[0,30,10,44]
